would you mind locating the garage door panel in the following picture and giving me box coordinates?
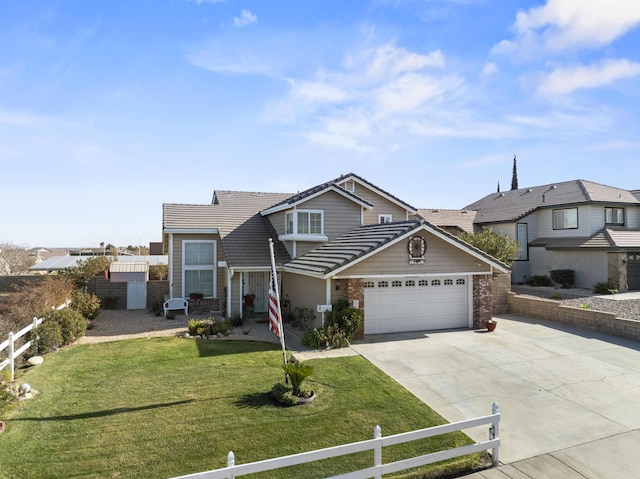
[364,277,469,334]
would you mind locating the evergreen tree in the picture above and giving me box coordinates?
[511,155,518,190]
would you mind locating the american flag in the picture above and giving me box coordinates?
[269,272,282,338]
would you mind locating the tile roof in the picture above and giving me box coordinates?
[529,228,640,250]
[417,209,477,234]
[260,176,373,214]
[332,172,418,212]
[285,219,510,277]
[163,191,293,268]
[285,221,422,276]
[464,180,640,224]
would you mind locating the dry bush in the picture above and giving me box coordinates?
[0,276,74,339]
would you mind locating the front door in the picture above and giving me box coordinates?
[245,272,269,313]
[628,253,640,291]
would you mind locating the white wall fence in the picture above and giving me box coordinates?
[0,317,43,382]
[171,403,501,479]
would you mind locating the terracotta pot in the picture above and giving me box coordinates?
[486,320,497,332]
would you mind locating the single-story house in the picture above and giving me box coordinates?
[162,173,509,335]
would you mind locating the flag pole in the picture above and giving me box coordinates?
[268,238,288,372]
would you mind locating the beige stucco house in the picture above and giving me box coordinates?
[162,173,509,335]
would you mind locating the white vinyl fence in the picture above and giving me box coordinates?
[171,403,501,479]
[0,317,43,382]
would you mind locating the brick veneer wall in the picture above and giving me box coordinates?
[491,272,511,314]
[473,274,492,328]
[507,292,640,341]
[345,278,365,340]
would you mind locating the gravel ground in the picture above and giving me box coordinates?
[561,296,640,320]
[77,309,307,350]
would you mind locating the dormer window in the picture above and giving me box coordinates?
[605,207,624,226]
[343,180,355,192]
[379,214,393,224]
[282,209,327,242]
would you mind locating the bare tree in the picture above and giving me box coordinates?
[0,243,36,275]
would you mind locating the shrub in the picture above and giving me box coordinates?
[229,314,244,327]
[270,383,298,406]
[550,269,575,289]
[209,319,232,336]
[593,282,618,295]
[302,328,326,349]
[324,300,362,341]
[46,308,87,345]
[71,290,101,320]
[33,320,63,354]
[187,319,209,336]
[526,275,553,287]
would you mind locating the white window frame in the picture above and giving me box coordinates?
[182,240,216,298]
[343,180,355,192]
[280,209,327,242]
[379,214,393,224]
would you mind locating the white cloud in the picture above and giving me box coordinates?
[234,9,257,29]
[0,108,46,126]
[264,43,467,153]
[537,58,640,96]
[481,62,498,78]
[494,0,640,56]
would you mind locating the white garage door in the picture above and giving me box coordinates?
[364,277,469,334]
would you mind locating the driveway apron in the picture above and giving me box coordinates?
[350,314,640,474]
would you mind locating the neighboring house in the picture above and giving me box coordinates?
[460,179,640,291]
[162,173,509,335]
[417,209,477,235]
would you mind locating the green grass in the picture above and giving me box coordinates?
[0,338,484,479]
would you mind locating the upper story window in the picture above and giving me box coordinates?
[343,180,355,192]
[553,208,578,230]
[605,207,624,226]
[379,214,393,224]
[285,210,324,236]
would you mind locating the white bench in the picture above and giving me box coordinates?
[163,298,189,317]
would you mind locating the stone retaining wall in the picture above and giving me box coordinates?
[507,292,640,341]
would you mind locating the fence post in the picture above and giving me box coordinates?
[227,451,235,479]
[490,402,500,466]
[32,317,39,355]
[373,424,382,479]
[8,332,14,382]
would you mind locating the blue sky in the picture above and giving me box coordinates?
[2,0,640,248]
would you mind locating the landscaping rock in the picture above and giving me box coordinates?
[27,356,44,366]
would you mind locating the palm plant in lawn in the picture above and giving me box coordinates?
[283,359,314,397]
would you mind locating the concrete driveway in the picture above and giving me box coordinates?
[350,314,640,477]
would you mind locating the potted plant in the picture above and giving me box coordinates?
[485,319,497,332]
[243,294,255,306]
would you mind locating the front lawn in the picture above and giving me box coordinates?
[0,338,483,478]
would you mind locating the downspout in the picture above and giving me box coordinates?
[169,233,174,298]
